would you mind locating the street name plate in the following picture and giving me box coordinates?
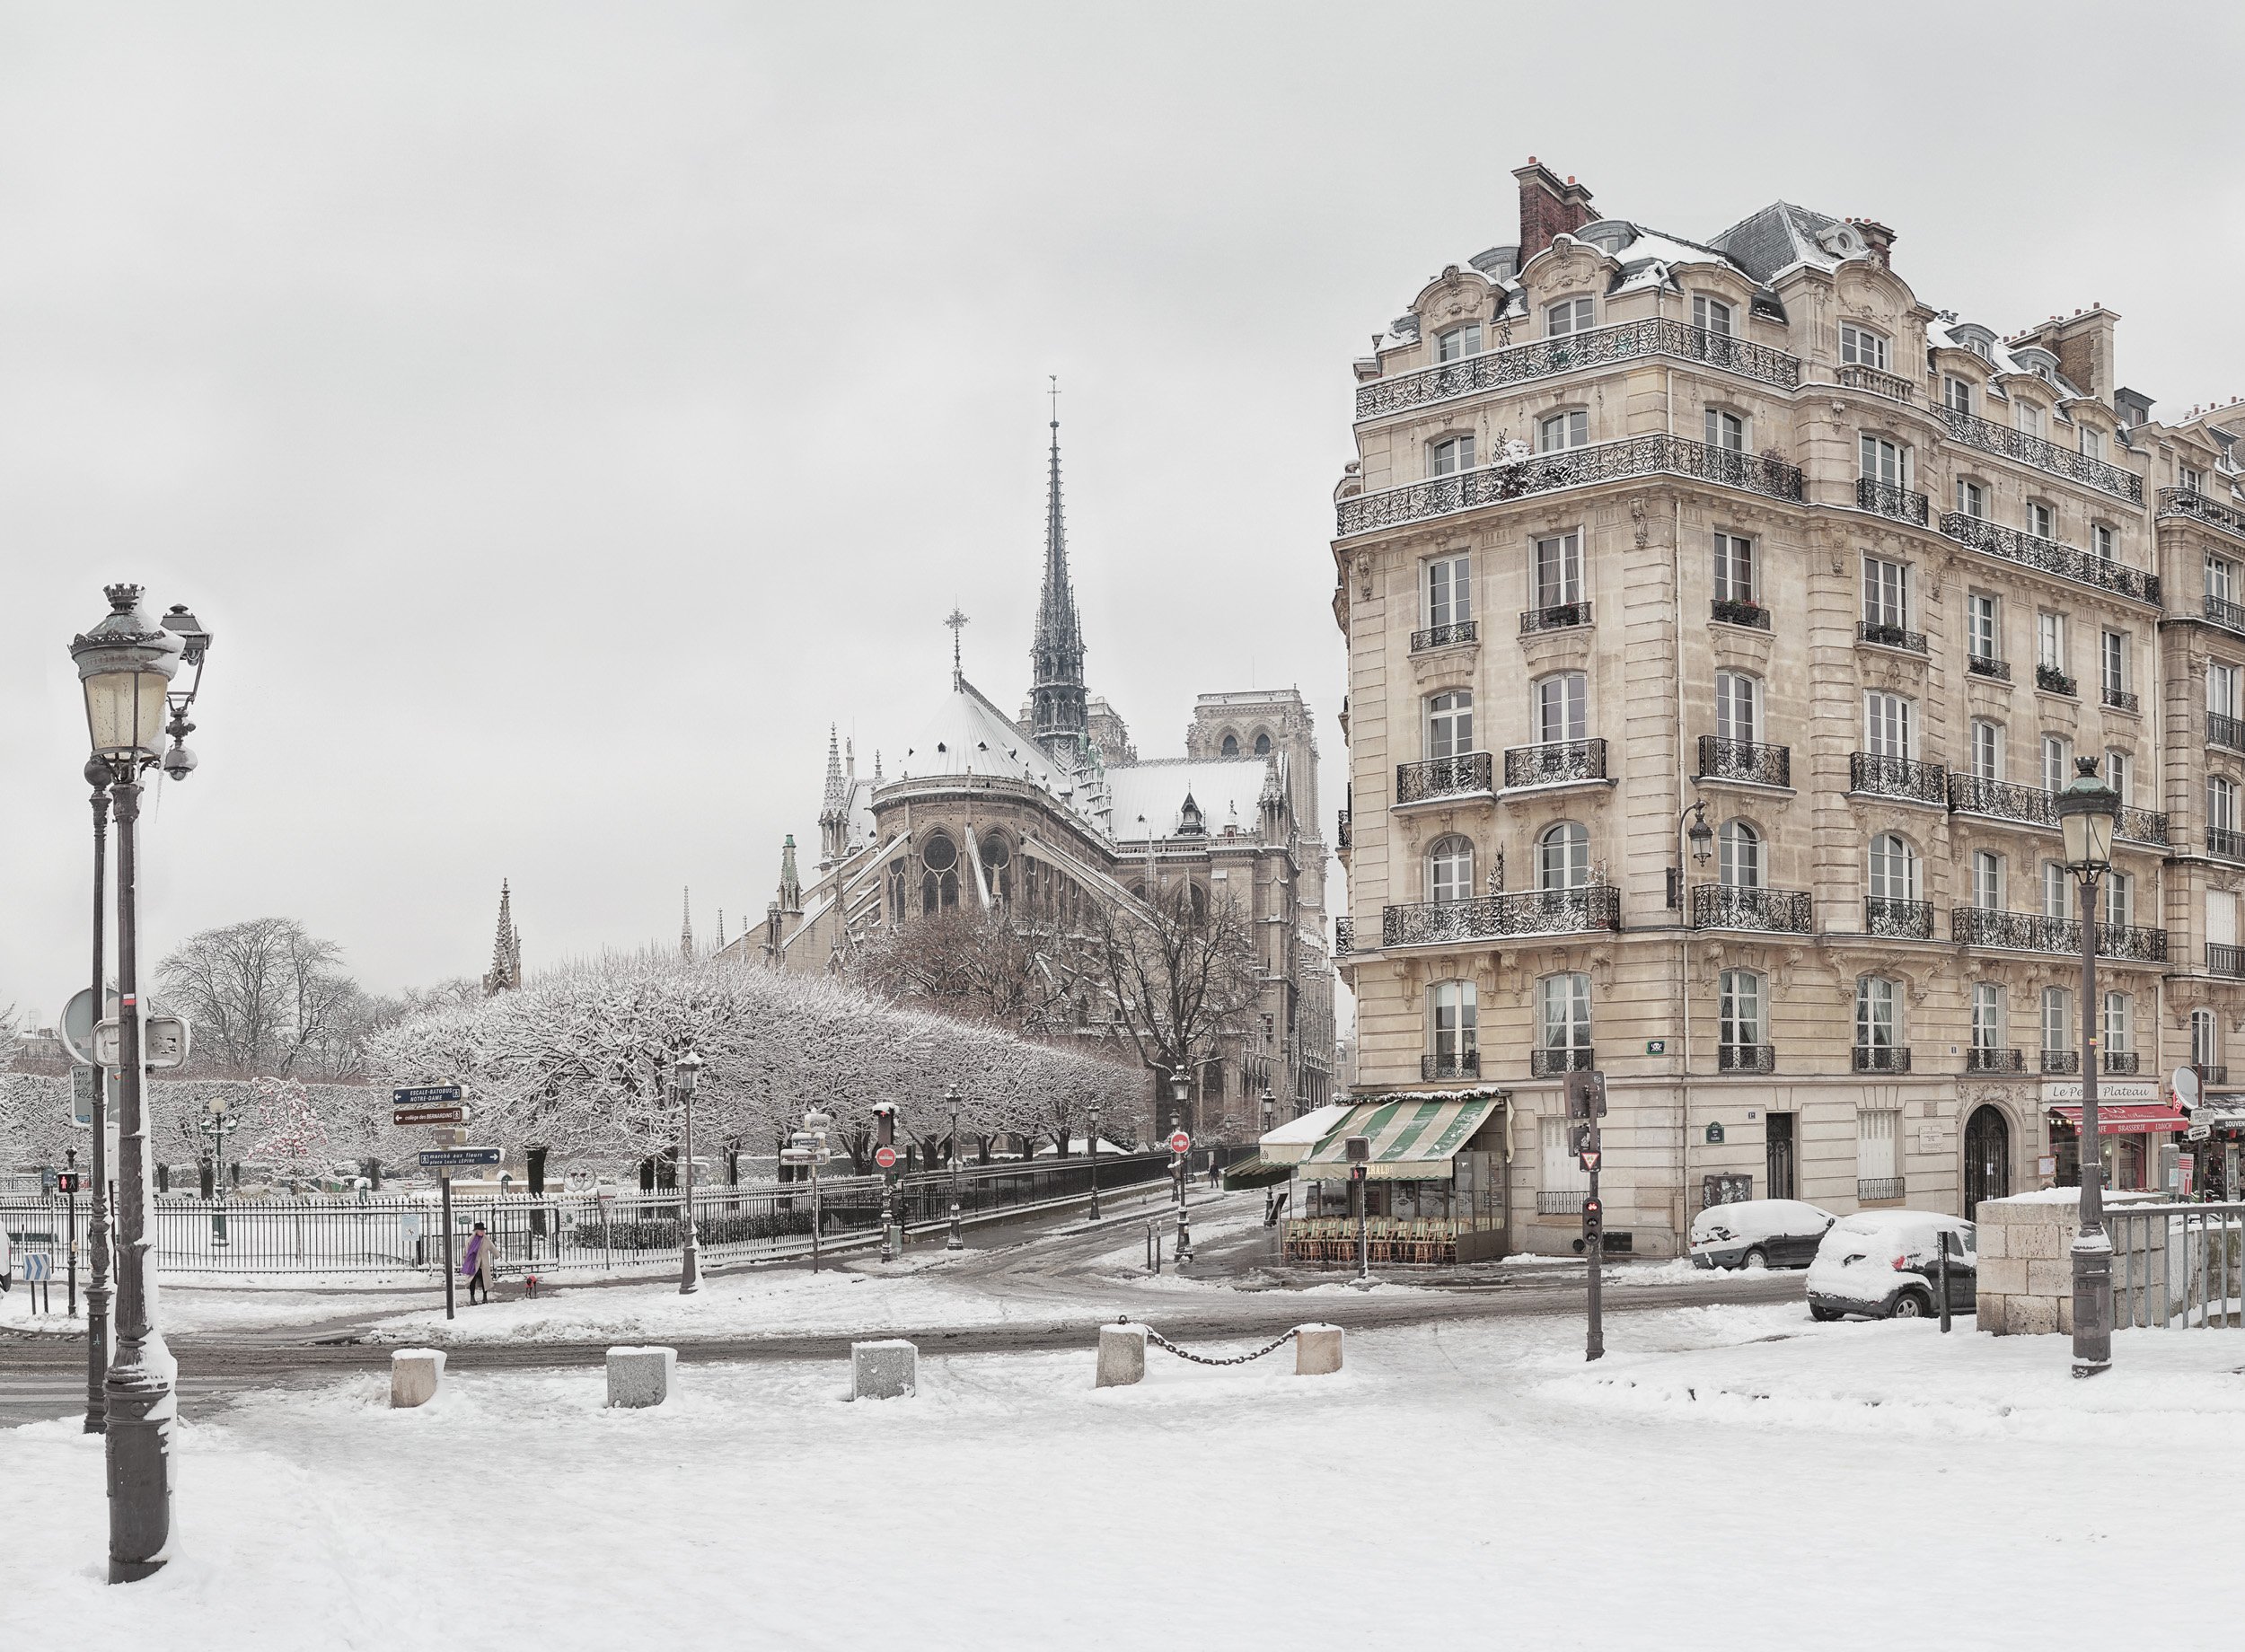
[395,1085,463,1104]
[418,1147,500,1168]
[394,1107,465,1127]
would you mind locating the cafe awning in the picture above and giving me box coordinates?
[2046,1103,2189,1136]
[1257,1103,1356,1165]
[1291,1093,1504,1182]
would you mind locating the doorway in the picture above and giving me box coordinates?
[1963,1104,2011,1217]
[1765,1112,1795,1200]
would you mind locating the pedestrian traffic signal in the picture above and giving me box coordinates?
[1563,1069,1607,1120]
[55,1173,84,1193]
[1581,1196,1603,1235]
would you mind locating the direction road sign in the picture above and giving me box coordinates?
[1168,1130,1191,1154]
[418,1147,500,1169]
[394,1107,465,1128]
[23,1253,52,1283]
[394,1085,463,1105]
[874,1146,899,1171]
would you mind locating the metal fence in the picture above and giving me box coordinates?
[2109,1202,2245,1329]
[0,1151,1177,1279]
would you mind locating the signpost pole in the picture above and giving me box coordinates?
[441,1171,456,1322]
[1585,1153,1604,1361]
[1567,1070,1607,1362]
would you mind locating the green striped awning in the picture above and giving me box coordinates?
[1292,1094,1502,1182]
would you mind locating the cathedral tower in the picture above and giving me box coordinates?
[1028,400,1088,762]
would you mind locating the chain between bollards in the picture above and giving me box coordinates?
[1115,1316,1299,1367]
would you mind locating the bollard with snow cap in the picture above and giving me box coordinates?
[1294,1323,1343,1375]
[607,1345,676,1408]
[1096,1322,1148,1387]
[852,1338,917,1400]
[391,1348,445,1408]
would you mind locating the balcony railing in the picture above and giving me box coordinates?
[1353,317,1803,420]
[1949,772,2055,829]
[2117,805,2170,848]
[2158,486,2245,540]
[1422,1051,1480,1082]
[2103,685,2140,713]
[1717,1044,1776,1075]
[1519,601,1591,635]
[2206,594,2245,637]
[1927,403,2144,505]
[2210,944,2245,979]
[1335,809,1351,850]
[1335,435,1804,537]
[1412,619,1478,652]
[2197,1063,2231,1087]
[1966,1048,2027,1074]
[2105,1051,2141,1075]
[1836,363,1916,403]
[1710,597,1771,630]
[2209,713,2245,752]
[1504,738,1607,788]
[1850,751,1949,805]
[2207,826,2245,860]
[1857,476,1930,524]
[1334,917,1354,953]
[1853,1045,1912,1074]
[1691,883,1813,935]
[1865,897,1934,939]
[1857,619,1927,654]
[1950,906,2169,962]
[1382,885,1622,945]
[1529,1047,1596,1077]
[1857,1177,1907,1203]
[1395,751,1493,804]
[1940,514,2161,605]
[2041,1050,2081,1074]
[2036,663,2078,697]
[1967,655,2012,681]
[1696,735,1791,787]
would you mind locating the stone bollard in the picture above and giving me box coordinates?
[1096,1322,1148,1388]
[851,1338,918,1400]
[607,1345,677,1409]
[391,1348,446,1408]
[1294,1323,1343,1376]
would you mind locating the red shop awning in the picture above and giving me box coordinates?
[2046,1103,2188,1136]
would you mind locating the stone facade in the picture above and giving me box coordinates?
[1334,159,2245,1256]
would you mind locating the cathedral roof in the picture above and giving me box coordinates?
[1106,755,1281,842]
[899,674,1075,793]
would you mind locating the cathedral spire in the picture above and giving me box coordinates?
[482,880,523,997]
[817,725,849,863]
[779,833,803,914]
[1029,380,1088,761]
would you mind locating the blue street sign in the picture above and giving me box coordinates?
[418,1148,499,1168]
[23,1253,53,1283]
[395,1085,463,1105]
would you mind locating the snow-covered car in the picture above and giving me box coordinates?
[1806,1210,1976,1321]
[1688,1199,1837,1270]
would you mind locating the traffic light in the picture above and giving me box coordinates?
[1563,1069,1607,1120]
[55,1173,84,1194]
[1581,1196,1603,1236]
[1569,1121,1596,1156]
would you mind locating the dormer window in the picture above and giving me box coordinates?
[2080,426,2104,461]
[1545,297,1594,337]
[1841,325,1889,372]
[1969,338,1993,362]
[1430,434,1476,477]
[1943,377,1974,417]
[1436,323,1483,363]
[1537,410,1589,453]
[1693,295,1734,337]
[2016,401,2046,439]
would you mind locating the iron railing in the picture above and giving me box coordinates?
[1857,618,1927,653]
[1856,476,1930,524]
[1519,601,1591,635]
[2209,943,2245,979]
[2041,1050,2081,1074]
[1422,1051,1480,1081]
[2209,713,2245,752]
[1857,1177,1906,1203]
[2197,1063,2231,1087]
[1529,1047,1596,1077]
[1383,885,1622,945]
[1335,435,1804,537]
[2211,828,2245,860]
[1836,363,1916,403]
[1691,883,1813,935]
[2037,663,2079,696]
[1696,735,1791,787]
[1941,513,2161,605]
[2105,1051,2142,1074]
[1504,738,1607,787]
[1966,1047,2027,1073]
[1395,751,1493,804]
[1710,597,1771,630]
[2159,487,2245,541]
[1850,751,1948,805]
[1865,897,1934,939]
[2205,594,2245,636]
[2117,805,2170,848]
[1927,403,2144,504]
[1352,317,1802,420]
[1717,1044,1776,1075]
[1967,655,2012,681]
[2109,1202,2245,1330]
[2103,686,2140,713]
[1412,620,1478,651]
[1334,917,1355,953]
[1950,907,2169,962]
[1853,1045,1912,1074]
[1949,772,2055,828]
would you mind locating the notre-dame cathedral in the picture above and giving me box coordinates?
[719,412,1336,1137]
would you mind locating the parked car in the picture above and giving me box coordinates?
[1689,1199,1836,1270]
[1806,1210,1976,1321]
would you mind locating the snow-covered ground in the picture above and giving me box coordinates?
[10,1302,2240,1650]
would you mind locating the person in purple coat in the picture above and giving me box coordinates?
[461,1221,495,1305]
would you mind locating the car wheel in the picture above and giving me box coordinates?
[1890,1291,1929,1319]
[1742,1247,1768,1270]
[1809,1304,1841,1322]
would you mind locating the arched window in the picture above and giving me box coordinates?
[1219,733,1239,757]
[980,833,1012,902]
[1187,883,1209,924]
[1718,821,1762,888]
[920,832,960,912]
[1428,835,1475,904]
[886,860,906,928]
[1254,732,1272,757]
[1538,822,1590,891]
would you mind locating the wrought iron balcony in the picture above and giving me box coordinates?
[2041,1050,2081,1074]
[2104,1050,2141,1075]
[1711,597,1771,630]
[1856,476,1930,524]
[1967,655,2012,681]
[1967,1048,2027,1074]
[1950,906,2169,962]
[2117,805,2170,848]
[2210,944,2245,979]
[2210,712,2245,752]
[2207,826,2245,860]
[2206,594,2245,637]
[1948,773,2055,829]
[1519,601,1591,635]
[1853,1045,1912,1074]
[1353,317,1802,421]
[1504,738,1607,788]
[1335,435,1804,538]
[1383,885,1622,945]
[2197,1063,2231,1087]
[1857,619,1927,653]
[1717,1043,1776,1075]
[1692,884,1813,935]
[1395,751,1493,804]
[1940,514,2161,605]
[1849,751,1948,805]
[1927,403,2144,505]
[1836,363,1916,404]
[2036,663,2078,697]
[2158,486,2245,540]
[1412,619,1478,652]
[1696,735,1791,787]
[1865,897,1934,939]
[1334,917,1354,953]
[1422,1051,1480,1081]
[1335,809,1351,850]
[1857,1177,1906,1203]
[2102,685,2140,713]
[1529,1047,1596,1077]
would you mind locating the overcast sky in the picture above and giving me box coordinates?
[4,2,2242,1024]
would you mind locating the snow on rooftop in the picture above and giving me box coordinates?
[1105,755,1277,841]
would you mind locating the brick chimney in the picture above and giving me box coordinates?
[1514,158,1596,264]
[1853,218,1897,268]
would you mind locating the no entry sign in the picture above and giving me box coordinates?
[875,1146,898,1170]
[1168,1130,1191,1154]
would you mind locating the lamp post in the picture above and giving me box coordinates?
[874,1102,899,1262]
[70,583,209,1584]
[2056,756,2121,1377]
[1170,1068,1193,1265]
[198,1097,238,1248]
[945,1084,965,1252]
[83,754,115,1436]
[1087,1102,1103,1224]
[675,1049,704,1295]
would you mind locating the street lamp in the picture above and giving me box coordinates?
[69,583,209,1585]
[198,1097,239,1248]
[2056,756,2120,1377]
[674,1049,704,1295]
[1169,1068,1193,1265]
[945,1084,965,1252]
[1261,1087,1276,1135]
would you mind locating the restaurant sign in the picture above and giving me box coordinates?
[2038,1079,2160,1105]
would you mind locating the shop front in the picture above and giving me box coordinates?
[1269,1088,1509,1266]
[2043,1079,2187,1193]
